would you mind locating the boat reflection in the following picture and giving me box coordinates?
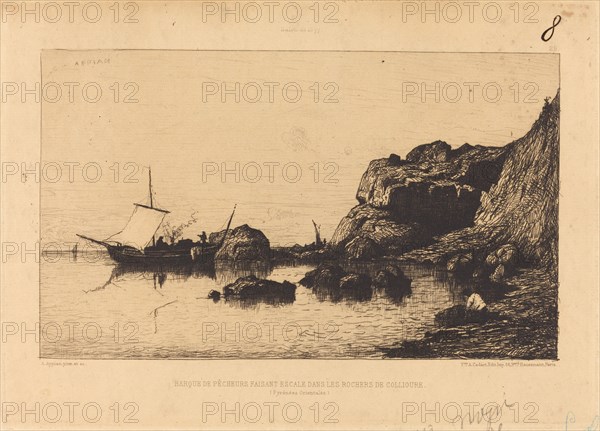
[82,260,217,294]
[84,259,274,295]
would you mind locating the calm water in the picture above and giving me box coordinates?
[40,253,471,359]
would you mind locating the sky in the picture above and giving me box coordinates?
[40,50,559,247]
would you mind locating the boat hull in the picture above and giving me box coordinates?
[106,244,217,265]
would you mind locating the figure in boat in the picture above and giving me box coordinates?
[77,167,236,265]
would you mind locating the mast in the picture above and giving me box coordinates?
[219,204,237,248]
[149,167,155,246]
[149,167,153,208]
[312,219,322,247]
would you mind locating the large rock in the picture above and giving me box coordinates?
[222,275,296,300]
[354,141,507,234]
[213,224,270,261]
[299,263,346,289]
[400,92,559,272]
[335,273,373,301]
[329,139,508,261]
[472,266,488,279]
[329,205,431,259]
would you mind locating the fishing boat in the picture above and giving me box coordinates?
[77,168,236,265]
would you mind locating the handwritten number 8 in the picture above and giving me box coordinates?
[541,15,562,42]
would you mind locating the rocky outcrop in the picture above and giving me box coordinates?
[344,237,380,260]
[300,263,411,303]
[222,275,295,300]
[383,269,558,359]
[395,92,560,270]
[474,95,559,268]
[329,205,431,258]
[213,224,270,261]
[330,139,509,259]
[381,93,559,360]
[355,142,507,231]
[445,245,517,282]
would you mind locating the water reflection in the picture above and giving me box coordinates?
[83,261,217,294]
[214,260,272,284]
[41,255,473,359]
[312,284,373,303]
[377,284,412,305]
[223,294,296,310]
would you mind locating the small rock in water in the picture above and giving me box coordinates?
[301,265,376,302]
[223,275,296,299]
[372,265,412,290]
[332,273,373,301]
[299,263,346,288]
[207,290,221,301]
[466,293,487,311]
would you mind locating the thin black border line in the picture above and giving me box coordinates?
[0,0,2,374]
[39,51,42,360]
[38,49,561,361]
[42,48,560,54]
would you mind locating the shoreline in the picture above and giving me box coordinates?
[381,266,558,359]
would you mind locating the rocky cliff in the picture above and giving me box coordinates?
[331,91,559,267]
[474,93,559,268]
[330,140,509,258]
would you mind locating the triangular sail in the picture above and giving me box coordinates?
[106,204,167,251]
